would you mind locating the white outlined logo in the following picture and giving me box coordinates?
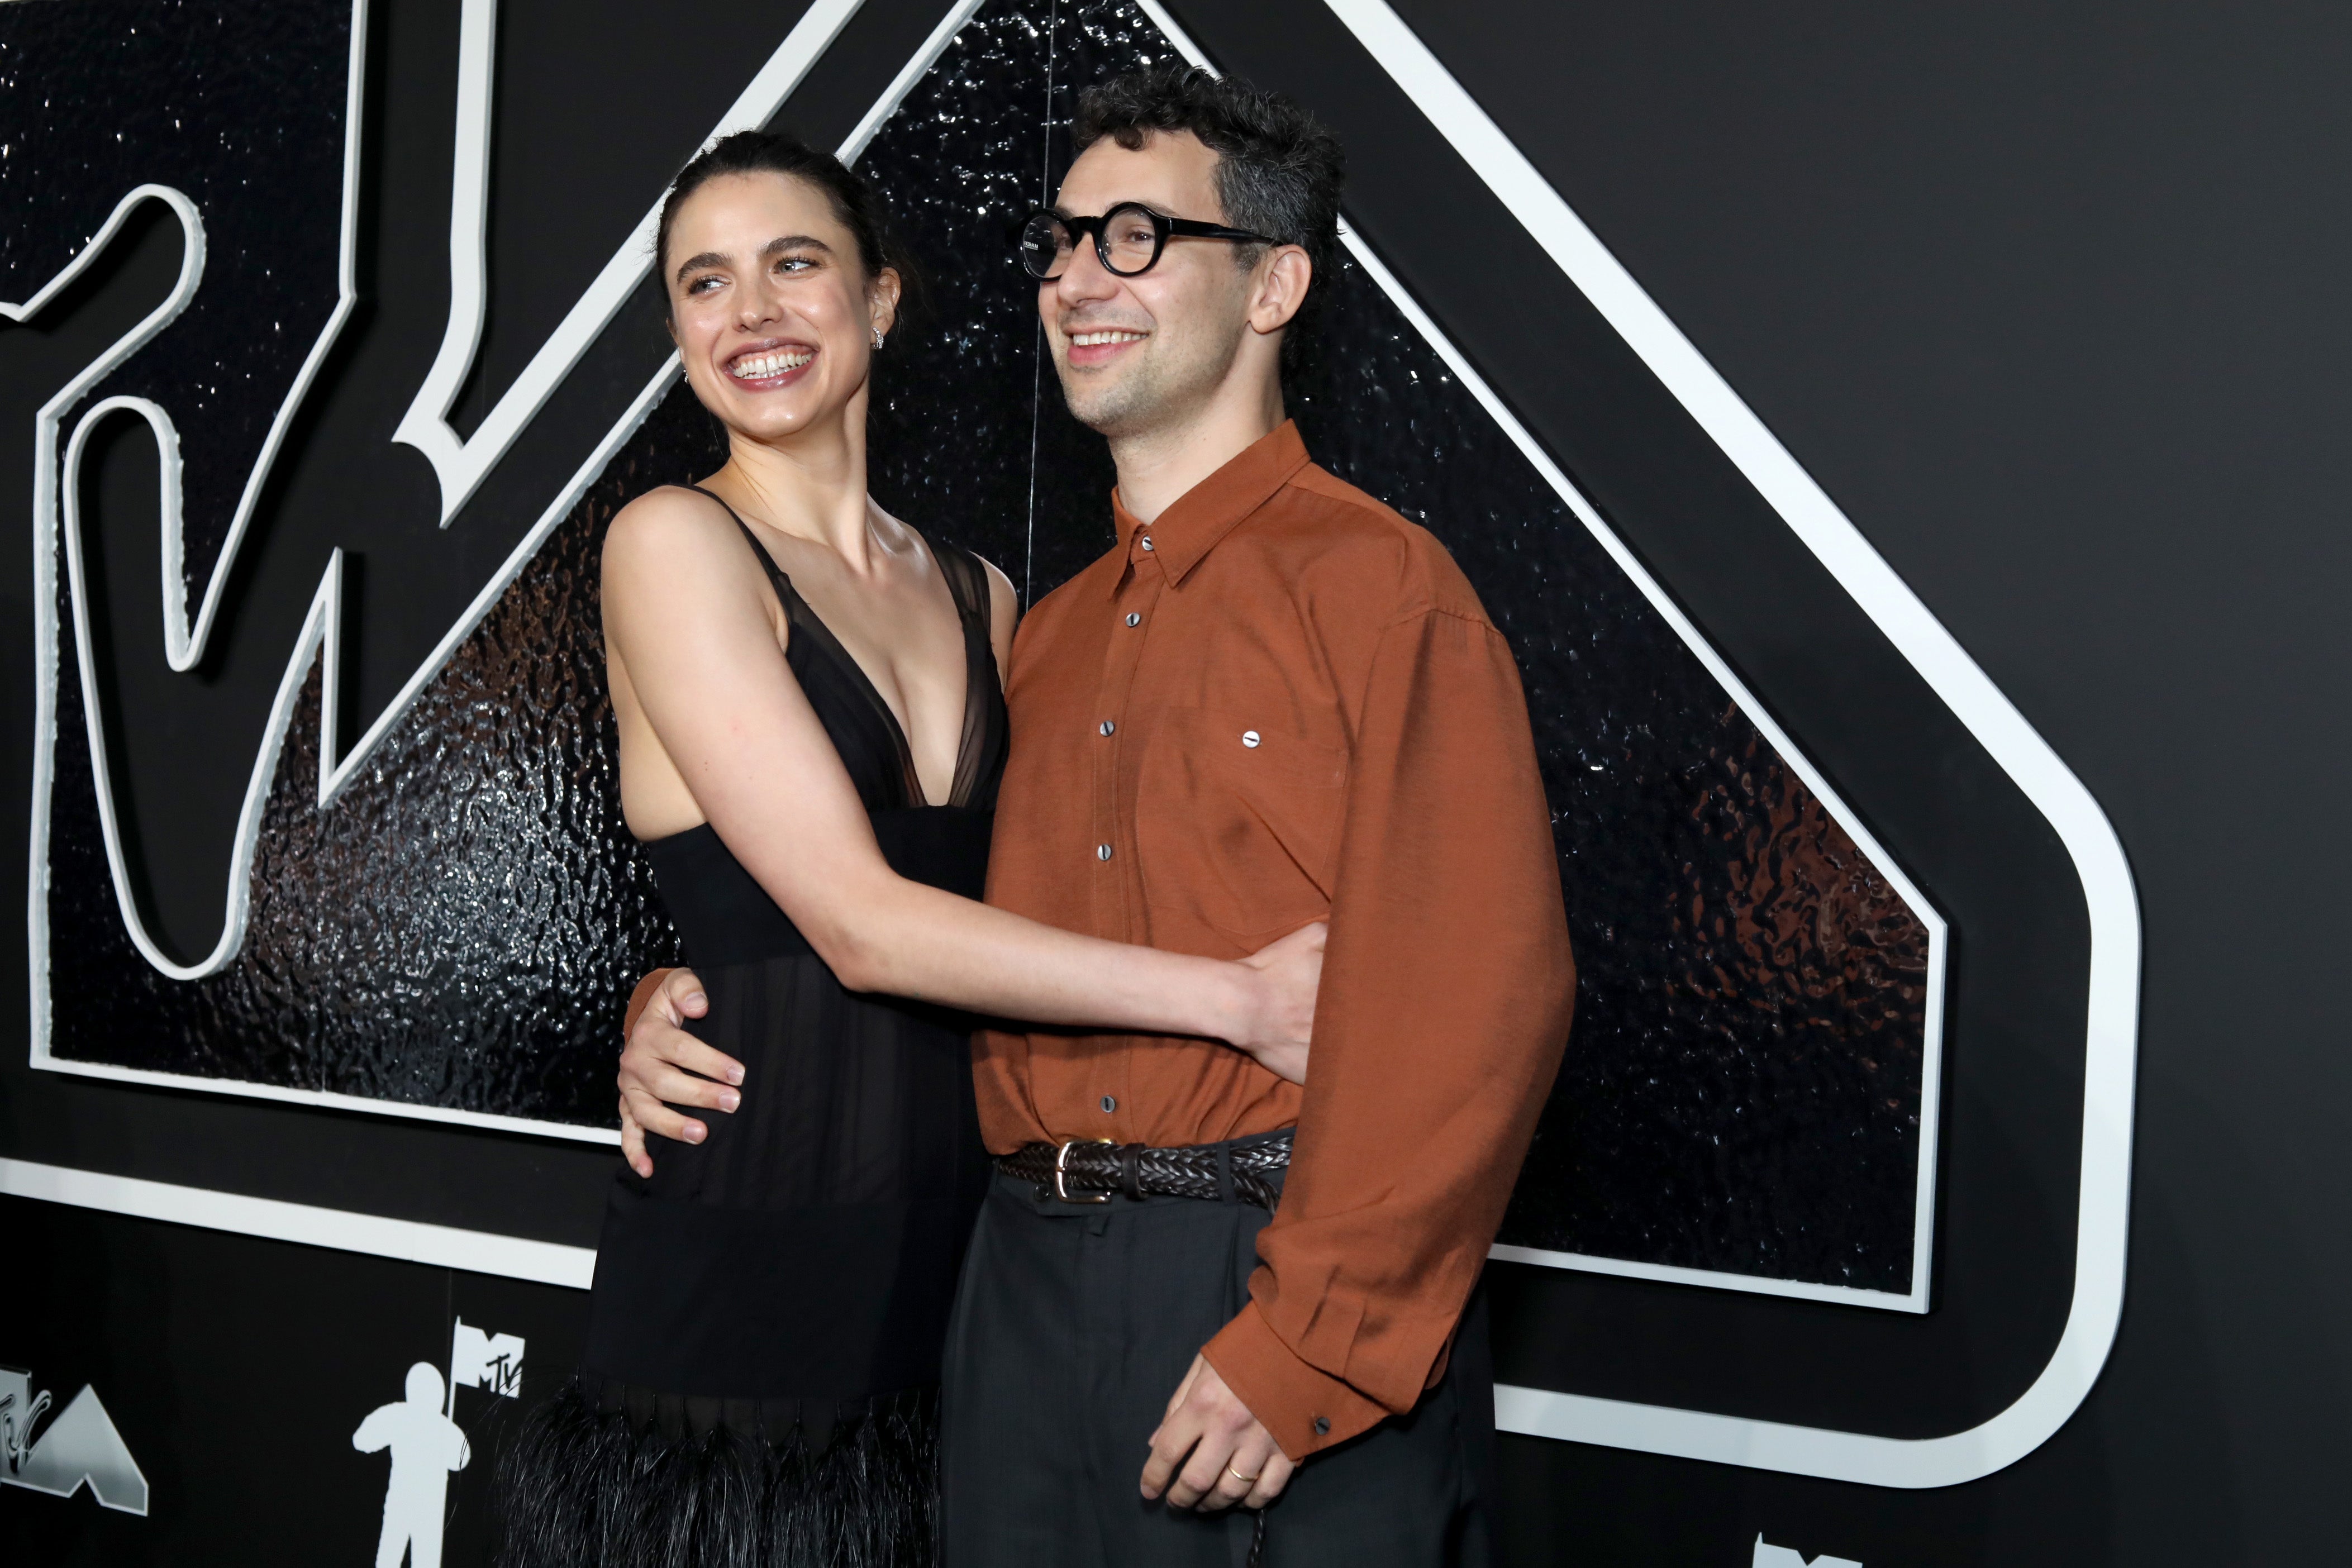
[0,1364,150,1515]
[446,1318,526,1404]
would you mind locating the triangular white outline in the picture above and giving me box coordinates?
[1129,1,1956,1321]
[1292,0,2139,1492]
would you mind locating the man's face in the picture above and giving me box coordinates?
[1041,131,1262,439]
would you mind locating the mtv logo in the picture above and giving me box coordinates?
[448,1319,525,1400]
[0,1365,149,1515]
[1755,1535,1861,1568]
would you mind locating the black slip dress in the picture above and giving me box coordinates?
[499,488,1007,1568]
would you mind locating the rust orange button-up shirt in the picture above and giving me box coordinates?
[979,421,1575,1460]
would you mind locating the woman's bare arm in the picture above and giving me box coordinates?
[604,488,1305,1046]
[616,919,1318,1170]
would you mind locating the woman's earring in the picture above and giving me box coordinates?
[870,326,885,351]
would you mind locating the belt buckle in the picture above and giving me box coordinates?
[1053,1138,1115,1204]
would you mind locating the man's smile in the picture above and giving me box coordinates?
[1064,326,1150,367]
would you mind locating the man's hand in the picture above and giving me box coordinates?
[1141,1354,1296,1513]
[616,968,741,1179]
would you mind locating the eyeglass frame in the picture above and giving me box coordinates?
[1017,202,1283,281]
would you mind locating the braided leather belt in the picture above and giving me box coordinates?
[996,1130,1293,1209]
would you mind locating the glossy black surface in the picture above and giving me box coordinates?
[47,386,715,1122]
[31,0,1929,1290]
[1292,242,1931,1295]
[0,0,353,617]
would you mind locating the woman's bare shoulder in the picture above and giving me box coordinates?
[603,485,750,583]
[607,483,731,547]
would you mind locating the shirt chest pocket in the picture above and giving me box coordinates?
[1136,707,1349,945]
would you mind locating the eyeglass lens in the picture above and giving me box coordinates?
[1020,204,1164,280]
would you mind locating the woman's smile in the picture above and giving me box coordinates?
[724,339,817,390]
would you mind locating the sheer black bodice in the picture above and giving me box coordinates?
[637,488,1008,970]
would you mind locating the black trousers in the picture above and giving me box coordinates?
[939,1136,1497,1568]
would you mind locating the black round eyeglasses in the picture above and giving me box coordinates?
[1017,202,1280,281]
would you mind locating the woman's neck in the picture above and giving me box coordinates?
[705,393,882,571]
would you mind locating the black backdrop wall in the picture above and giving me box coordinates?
[4,0,2349,1563]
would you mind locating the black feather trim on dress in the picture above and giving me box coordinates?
[496,1377,938,1568]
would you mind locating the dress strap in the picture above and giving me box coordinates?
[918,529,995,646]
[908,530,1003,812]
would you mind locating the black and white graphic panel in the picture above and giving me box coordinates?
[0,1194,586,1565]
[17,0,1949,1285]
[10,0,2140,1489]
[12,0,905,1135]
[0,0,358,668]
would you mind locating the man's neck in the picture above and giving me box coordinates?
[1108,375,1287,525]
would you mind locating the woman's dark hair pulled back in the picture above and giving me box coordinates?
[654,130,917,319]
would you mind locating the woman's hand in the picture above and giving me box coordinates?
[1229,922,1326,1085]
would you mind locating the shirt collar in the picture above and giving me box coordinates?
[1107,420,1312,596]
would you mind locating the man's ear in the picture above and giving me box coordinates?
[1249,245,1313,336]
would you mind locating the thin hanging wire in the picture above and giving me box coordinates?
[1022,0,1059,606]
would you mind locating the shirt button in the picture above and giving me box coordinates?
[1099,721,1115,736]
[1139,536,1155,551]
[1097,843,1113,861]
[1100,1094,1117,1113]
[1241,730,1261,748]
[1126,612,1141,627]
[1313,1417,1331,1437]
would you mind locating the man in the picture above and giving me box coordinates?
[620,66,1573,1565]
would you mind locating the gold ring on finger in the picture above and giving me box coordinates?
[1227,1465,1260,1484]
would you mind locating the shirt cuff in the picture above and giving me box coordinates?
[1201,1299,1389,1461]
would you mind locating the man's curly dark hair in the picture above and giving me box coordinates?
[1072,64,1346,375]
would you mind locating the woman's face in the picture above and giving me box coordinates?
[663,170,895,444]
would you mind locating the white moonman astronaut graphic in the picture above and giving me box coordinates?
[1754,1534,1861,1568]
[353,1363,470,1568]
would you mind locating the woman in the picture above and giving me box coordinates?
[497,132,1322,1567]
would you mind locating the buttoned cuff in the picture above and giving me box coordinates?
[623,968,677,1040]
[1201,1299,1388,1461]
